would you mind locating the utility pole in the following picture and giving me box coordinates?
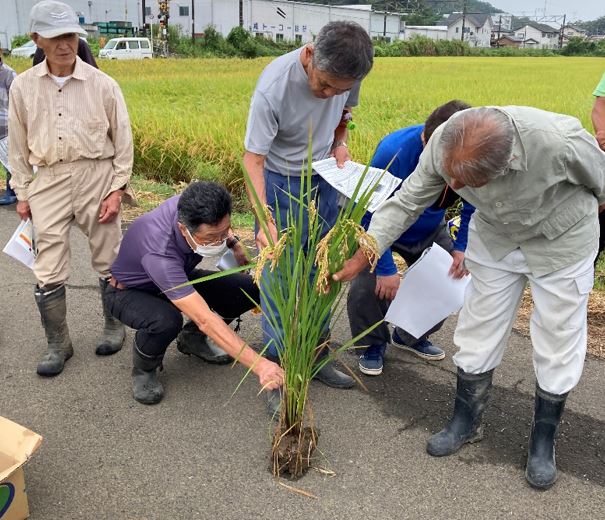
[383,1,398,39]
[497,14,502,47]
[141,0,146,34]
[191,0,195,42]
[559,13,566,49]
[460,0,467,42]
[239,0,244,27]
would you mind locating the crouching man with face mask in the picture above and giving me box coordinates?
[104,181,284,404]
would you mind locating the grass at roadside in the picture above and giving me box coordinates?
[125,175,255,237]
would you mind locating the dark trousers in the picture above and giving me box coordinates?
[260,169,338,357]
[347,223,452,347]
[596,211,605,267]
[104,269,259,357]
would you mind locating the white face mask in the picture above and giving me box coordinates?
[185,227,229,257]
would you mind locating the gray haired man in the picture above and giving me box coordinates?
[334,106,605,489]
[243,21,374,416]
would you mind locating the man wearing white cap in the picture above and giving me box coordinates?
[8,1,134,376]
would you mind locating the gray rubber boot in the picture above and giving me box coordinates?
[35,285,74,377]
[132,340,164,405]
[176,321,231,364]
[427,368,494,457]
[525,385,568,490]
[96,277,125,356]
[313,341,355,389]
[266,388,282,421]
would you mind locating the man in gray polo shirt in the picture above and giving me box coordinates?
[243,21,374,415]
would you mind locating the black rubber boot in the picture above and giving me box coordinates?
[132,340,164,405]
[35,285,74,377]
[525,385,568,490]
[176,321,231,364]
[427,368,494,457]
[313,340,355,389]
[96,277,126,356]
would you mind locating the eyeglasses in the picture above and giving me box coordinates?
[189,231,232,247]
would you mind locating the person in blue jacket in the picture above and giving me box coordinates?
[347,100,475,375]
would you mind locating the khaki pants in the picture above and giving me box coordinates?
[28,159,122,287]
[453,221,595,395]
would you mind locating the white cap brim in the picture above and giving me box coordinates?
[35,26,87,39]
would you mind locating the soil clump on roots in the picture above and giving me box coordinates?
[272,426,319,480]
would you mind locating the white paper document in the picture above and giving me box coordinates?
[216,248,239,271]
[0,136,8,171]
[3,219,37,270]
[311,158,402,213]
[384,243,471,339]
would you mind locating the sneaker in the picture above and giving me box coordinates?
[0,192,17,205]
[358,344,387,376]
[391,331,445,361]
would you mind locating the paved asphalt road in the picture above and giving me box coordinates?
[1,206,604,520]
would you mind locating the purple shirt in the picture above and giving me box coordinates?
[111,195,201,300]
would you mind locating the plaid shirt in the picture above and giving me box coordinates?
[0,61,16,139]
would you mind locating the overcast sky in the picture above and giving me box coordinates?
[493,0,604,21]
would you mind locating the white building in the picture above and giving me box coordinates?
[512,22,560,49]
[404,25,448,41]
[187,1,404,43]
[445,13,493,48]
[1,0,143,49]
[1,0,404,49]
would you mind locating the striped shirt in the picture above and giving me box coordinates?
[0,62,16,139]
[8,56,134,202]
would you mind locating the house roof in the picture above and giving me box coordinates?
[564,24,587,33]
[498,35,522,42]
[512,21,558,33]
[445,13,493,29]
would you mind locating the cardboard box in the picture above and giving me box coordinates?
[0,417,42,520]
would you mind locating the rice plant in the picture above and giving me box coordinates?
[245,141,383,479]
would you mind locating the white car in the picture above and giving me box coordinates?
[10,40,37,58]
[99,37,153,60]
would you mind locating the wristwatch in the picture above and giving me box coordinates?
[227,235,240,249]
[333,140,348,149]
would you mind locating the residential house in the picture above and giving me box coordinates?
[512,21,560,49]
[562,24,588,46]
[562,24,587,39]
[494,34,522,47]
[445,13,493,48]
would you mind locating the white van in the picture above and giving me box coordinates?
[99,38,153,60]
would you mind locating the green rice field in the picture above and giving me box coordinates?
[6,56,605,198]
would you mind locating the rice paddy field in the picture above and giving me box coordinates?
[7,56,605,201]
